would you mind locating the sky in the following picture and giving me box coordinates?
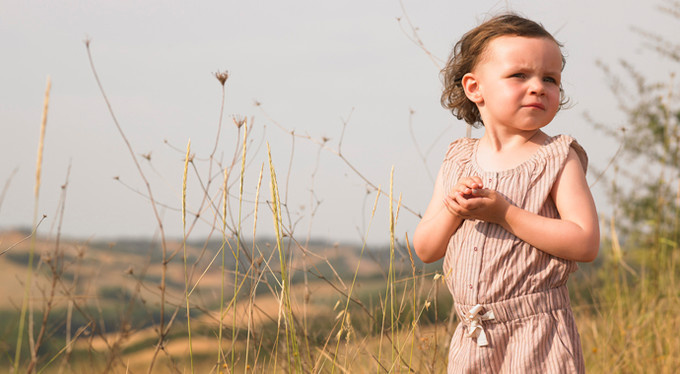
[1,1,678,246]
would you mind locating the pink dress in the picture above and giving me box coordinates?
[440,135,587,373]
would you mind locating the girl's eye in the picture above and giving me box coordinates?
[543,77,558,84]
[511,73,526,79]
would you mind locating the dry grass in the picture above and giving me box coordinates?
[2,11,680,372]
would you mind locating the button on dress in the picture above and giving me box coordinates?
[440,135,588,373]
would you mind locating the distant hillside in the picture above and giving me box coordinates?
[0,229,436,311]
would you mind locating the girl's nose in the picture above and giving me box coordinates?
[529,79,545,96]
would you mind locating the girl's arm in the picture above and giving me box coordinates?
[449,149,600,262]
[413,168,479,263]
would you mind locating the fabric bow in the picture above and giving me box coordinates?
[464,304,495,347]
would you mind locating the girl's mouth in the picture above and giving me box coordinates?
[524,103,545,110]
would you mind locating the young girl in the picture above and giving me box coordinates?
[413,14,599,373]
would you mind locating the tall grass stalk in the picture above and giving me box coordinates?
[388,167,396,366]
[86,42,177,373]
[0,167,18,214]
[231,120,248,369]
[26,165,72,374]
[377,167,398,371]
[218,166,229,368]
[14,76,50,373]
[36,322,91,374]
[182,139,194,373]
[267,143,302,372]
[245,164,264,372]
[331,187,382,373]
[406,234,416,370]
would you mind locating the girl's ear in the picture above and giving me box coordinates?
[462,73,483,104]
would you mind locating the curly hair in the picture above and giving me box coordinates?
[440,14,567,127]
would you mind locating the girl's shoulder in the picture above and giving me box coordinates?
[443,137,477,163]
[543,134,588,173]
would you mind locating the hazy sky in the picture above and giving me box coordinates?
[1,1,677,245]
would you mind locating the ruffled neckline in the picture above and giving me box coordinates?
[469,134,565,176]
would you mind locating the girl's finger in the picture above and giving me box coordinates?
[472,176,484,187]
[471,187,489,197]
[454,193,473,210]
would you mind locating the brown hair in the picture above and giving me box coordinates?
[440,14,567,127]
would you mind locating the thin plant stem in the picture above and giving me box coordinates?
[14,76,50,373]
[36,322,92,374]
[0,167,19,214]
[27,164,72,374]
[331,187,382,374]
[257,105,421,218]
[85,42,175,373]
[405,233,416,370]
[388,167,396,366]
[0,216,46,257]
[268,143,302,372]
[232,120,248,368]
[218,166,229,368]
[246,164,264,371]
[182,139,194,373]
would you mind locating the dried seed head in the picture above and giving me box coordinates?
[232,115,246,129]
[214,70,229,86]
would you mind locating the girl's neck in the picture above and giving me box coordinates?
[480,127,546,151]
[475,129,548,172]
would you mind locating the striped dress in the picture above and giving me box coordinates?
[441,134,588,373]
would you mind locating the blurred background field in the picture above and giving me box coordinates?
[2,1,680,373]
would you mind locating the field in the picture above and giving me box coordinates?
[0,230,454,373]
[3,5,680,373]
[2,211,680,373]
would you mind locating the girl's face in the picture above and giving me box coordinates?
[464,36,563,133]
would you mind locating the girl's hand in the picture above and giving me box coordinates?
[444,187,510,224]
[451,176,484,198]
[414,167,469,263]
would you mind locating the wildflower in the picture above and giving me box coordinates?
[233,115,246,129]
[215,70,229,86]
